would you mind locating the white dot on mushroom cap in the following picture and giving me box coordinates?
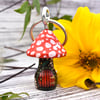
[41,39,44,42]
[58,50,61,53]
[44,30,47,32]
[57,44,61,49]
[62,49,65,52]
[46,34,54,39]
[41,34,45,38]
[49,51,56,57]
[43,51,46,53]
[43,55,47,58]
[62,53,65,56]
[50,39,56,45]
[31,51,35,55]
[32,46,34,48]
[53,46,57,50]
[36,47,43,51]
[57,54,61,57]
[36,53,41,57]
[48,30,52,34]
[27,51,30,54]
[45,42,51,48]
[36,40,42,45]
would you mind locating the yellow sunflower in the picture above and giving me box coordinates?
[53,7,100,89]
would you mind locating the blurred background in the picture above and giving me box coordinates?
[0,0,100,47]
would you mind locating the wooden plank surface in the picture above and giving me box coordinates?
[0,0,100,100]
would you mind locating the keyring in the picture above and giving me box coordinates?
[30,7,67,46]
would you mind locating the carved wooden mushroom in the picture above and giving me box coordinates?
[27,29,66,90]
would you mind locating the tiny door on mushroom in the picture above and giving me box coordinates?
[35,58,57,91]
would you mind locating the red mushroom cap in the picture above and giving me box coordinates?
[26,29,66,58]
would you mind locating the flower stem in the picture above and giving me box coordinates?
[0,63,35,84]
[4,52,25,59]
[0,0,24,13]
[4,46,26,53]
[1,65,37,70]
[95,82,100,85]
[4,46,26,59]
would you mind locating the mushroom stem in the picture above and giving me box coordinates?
[35,58,57,91]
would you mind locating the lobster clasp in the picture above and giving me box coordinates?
[42,7,50,29]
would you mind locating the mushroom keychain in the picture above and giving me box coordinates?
[26,7,67,91]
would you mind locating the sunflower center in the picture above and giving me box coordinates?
[79,51,98,71]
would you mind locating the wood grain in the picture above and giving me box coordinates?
[0,0,100,100]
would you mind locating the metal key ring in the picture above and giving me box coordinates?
[30,7,67,46]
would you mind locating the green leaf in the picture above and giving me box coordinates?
[48,23,53,30]
[0,92,14,100]
[48,17,58,30]
[47,0,61,5]
[8,94,22,100]
[52,17,59,20]
[1,96,8,100]
[14,1,29,14]
[32,0,40,14]
[0,92,29,100]
[1,59,16,63]
[48,15,72,30]
[20,5,31,40]
[1,92,14,96]
[60,15,72,21]
[0,97,2,100]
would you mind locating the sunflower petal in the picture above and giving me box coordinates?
[53,19,72,45]
[92,31,100,57]
[92,13,100,56]
[71,7,84,51]
[53,29,65,44]
[53,19,72,32]
[53,28,80,56]
[54,57,88,88]
[72,7,98,52]
[91,67,100,88]
[76,75,93,90]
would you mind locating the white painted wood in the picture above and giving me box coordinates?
[0,0,100,100]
